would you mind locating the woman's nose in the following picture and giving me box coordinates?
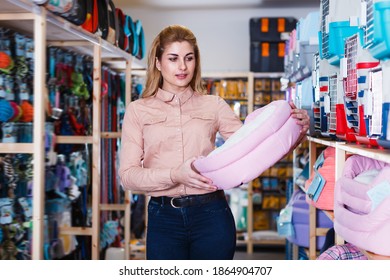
[179,59,187,70]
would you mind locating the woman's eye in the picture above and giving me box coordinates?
[186,56,194,61]
[169,57,177,62]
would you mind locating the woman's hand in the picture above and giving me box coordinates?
[289,101,310,148]
[170,157,218,192]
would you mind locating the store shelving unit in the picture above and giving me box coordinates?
[202,72,250,251]
[202,72,254,252]
[0,0,133,260]
[248,72,288,253]
[306,136,390,259]
[202,71,288,254]
[290,135,390,259]
[252,72,286,109]
[128,68,147,260]
[203,71,253,120]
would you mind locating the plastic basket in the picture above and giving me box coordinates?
[342,33,380,144]
[312,53,325,136]
[319,0,361,65]
[328,74,337,135]
[376,60,390,148]
[361,0,375,48]
[366,0,390,59]
[313,52,338,138]
[284,37,292,76]
[297,11,320,72]
[299,43,319,74]
[367,66,382,144]
[322,72,345,139]
[345,34,359,99]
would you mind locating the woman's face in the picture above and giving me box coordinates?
[156,40,196,93]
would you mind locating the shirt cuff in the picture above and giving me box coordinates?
[159,168,175,185]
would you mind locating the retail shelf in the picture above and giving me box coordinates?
[203,71,250,78]
[240,230,286,246]
[100,204,128,211]
[236,239,248,245]
[252,239,286,246]
[1,0,132,61]
[305,135,390,259]
[223,98,248,102]
[101,132,122,139]
[236,238,286,246]
[307,136,390,163]
[315,227,329,236]
[252,72,284,78]
[306,136,341,147]
[59,226,93,236]
[0,0,133,260]
[131,69,147,76]
[56,136,94,144]
[337,142,390,164]
[0,143,34,154]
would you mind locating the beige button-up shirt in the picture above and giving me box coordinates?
[118,86,243,197]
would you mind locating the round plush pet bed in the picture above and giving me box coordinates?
[334,155,390,256]
[193,100,302,190]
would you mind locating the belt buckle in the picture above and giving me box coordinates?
[170,197,181,208]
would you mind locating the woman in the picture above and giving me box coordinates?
[119,25,309,260]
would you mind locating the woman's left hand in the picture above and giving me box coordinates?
[289,101,310,134]
[289,101,310,146]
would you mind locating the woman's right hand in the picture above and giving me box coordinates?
[170,157,218,192]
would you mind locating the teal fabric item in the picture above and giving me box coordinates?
[135,20,146,59]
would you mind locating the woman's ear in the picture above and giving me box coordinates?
[156,58,161,71]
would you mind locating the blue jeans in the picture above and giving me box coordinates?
[146,194,236,260]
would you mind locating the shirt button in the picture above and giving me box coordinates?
[177,128,181,132]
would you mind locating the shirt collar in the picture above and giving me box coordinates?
[155,86,194,104]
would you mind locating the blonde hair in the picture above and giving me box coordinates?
[142,25,206,98]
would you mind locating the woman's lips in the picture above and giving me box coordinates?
[176,74,187,79]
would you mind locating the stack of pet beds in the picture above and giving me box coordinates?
[334,155,390,256]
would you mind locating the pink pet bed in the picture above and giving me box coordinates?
[193,100,302,190]
[304,147,336,210]
[334,155,390,256]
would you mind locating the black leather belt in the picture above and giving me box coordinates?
[150,190,225,208]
